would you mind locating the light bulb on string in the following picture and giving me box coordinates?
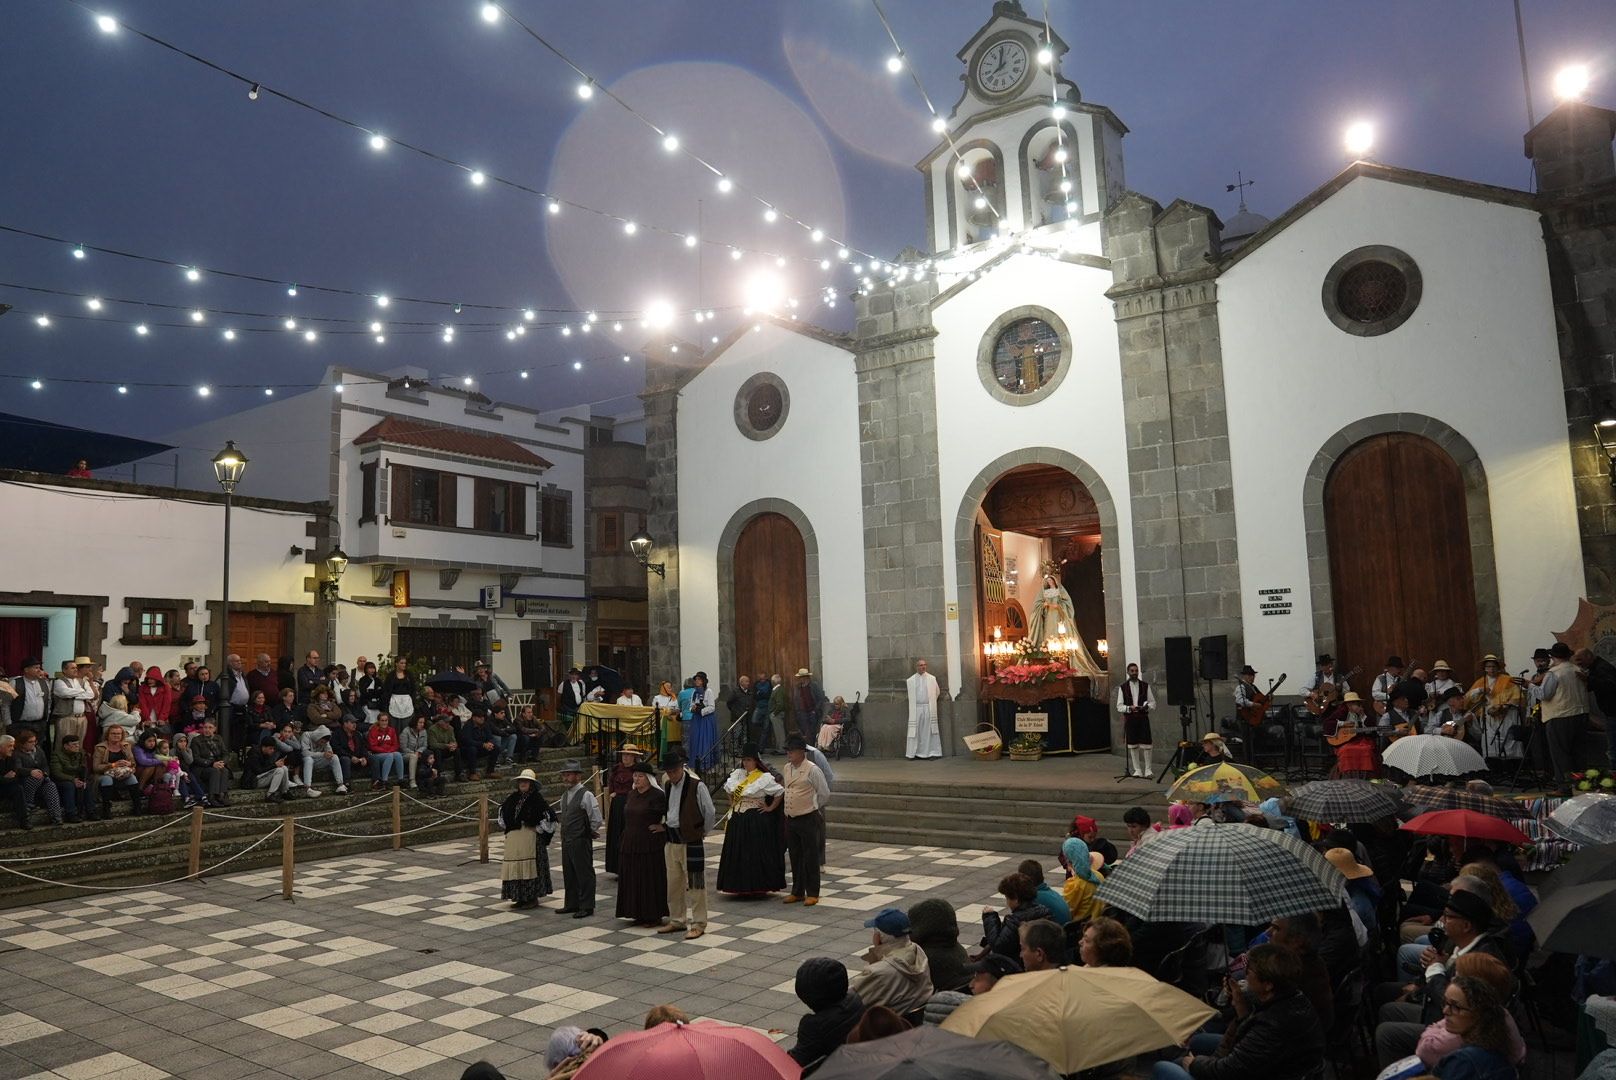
[34,315,50,328]
[247,84,260,101]
[1052,105,1067,120]
[95,13,117,33]
[886,55,903,73]
[662,134,679,152]
[515,324,526,335]
[956,162,972,180]
[1037,46,1053,65]
[184,266,201,281]
[286,284,298,296]
[729,249,742,261]
[223,329,236,341]
[547,200,561,215]
[117,385,127,395]
[612,321,623,332]
[190,309,205,322]
[480,3,499,24]
[684,234,697,248]
[469,170,486,186]
[72,244,86,260]
[134,323,149,336]
[519,370,529,379]
[572,361,583,371]
[304,329,317,342]
[561,326,572,336]
[763,207,778,223]
[586,311,598,323]
[284,318,297,330]
[523,308,536,321]
[931,117,946,133]
[264,388,274,396]
[837,248,849,260]
[577,81,594,100]
[375,295,390,308]
[30,380,42,390]
[623,221,638,235]
[810,228,824,243]
[505,330,516,340]
[716,176,732,194]
[622,354,631,363]
[453,303,463,314]
[1054,148,1068,163]
[86,297,102,311]
[369,133,387,151]
[579,322,590,333]
[369,321,383,333]
[374,335,385,344]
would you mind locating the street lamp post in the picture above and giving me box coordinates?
[627,528,666,578]
[212,441,248,748]
[320,547,348,661]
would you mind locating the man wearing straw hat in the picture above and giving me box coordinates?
[554,760,601,918]
[1466,654,1524,760]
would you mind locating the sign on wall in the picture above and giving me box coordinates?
[1014,711,1050,733]
[1257,586,1293,617]
[391,570,411,608]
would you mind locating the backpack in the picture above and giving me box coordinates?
[145,784,174,815]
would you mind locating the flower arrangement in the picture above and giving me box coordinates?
[1008,731,1045,761]
[1569,769,1614,793]
[988,658,1077,686]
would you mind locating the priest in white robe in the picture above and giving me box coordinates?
[905,659,942,760]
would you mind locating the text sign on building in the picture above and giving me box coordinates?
[519,600,585,620]
[1015,711,1050,733]
[1257,586,1293,617]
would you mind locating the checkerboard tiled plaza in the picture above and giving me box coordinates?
[0,832,1036,1080]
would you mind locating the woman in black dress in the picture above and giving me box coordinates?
[603,742,646,876]
[716,745,787,896]
[614,762,669,926]
[499,769,554,909]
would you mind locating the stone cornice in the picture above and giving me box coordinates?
[1106,268,1220,321]
[854,328,940,374]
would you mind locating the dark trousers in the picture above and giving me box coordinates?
[561,835,595,912]
[787,811,824,898]
[460,742,498,774]
[52,779,97,821]
[1546,714,1588,786]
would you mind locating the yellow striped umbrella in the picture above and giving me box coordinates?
[1165,761,1285,804]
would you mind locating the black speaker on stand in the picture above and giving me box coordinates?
[1164,637,1196,706]
[519,639,553,690]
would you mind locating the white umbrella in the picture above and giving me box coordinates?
[1547,793,1616,847]
[1382,734,1485,779]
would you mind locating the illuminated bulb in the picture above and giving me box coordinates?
[134,323,149,336]
[693,312,705,323]
[1065,200,1077,214]
[304,329,317,342]
[763,207,778,223]
[1060,179,1072,193]
[852,263,863,273]
[580,322,590,333]
[572,360,583,371]
[248,84,260,101]
[480,2,499,23]
[644,299,675,329]
[622,354,631,363]
[547,200,561,215]
[730,249,742,260]
[375,295,390,308]
[95,13,117,33]
[369,321,383,333]
[30,380,42,390]
[586,311,598,323]
[838,248,850,260]
[711,335,719,343]
[35,315,50,328]
[223,329,236,340]
[453,303,463,314]
[444,331,455,343]
[623,221,637,235]
[1343,119,1375,156]
[931,116,946,133]
[577,81,594,100]
[886,55,903,73]
[523,308,536,321]
[72,244,86,259]
[190,309,205,322]
[374,335,385,344]
[811,228,825,243]
[1037,46,1053,65]
[612,321,623,331]
[1553,63,1591,102]
[684,234,698,247]
[519,370,529,378]
[198,385,211,397]
[775,256,786,268]
[716,176,732,193]
[1054,148,1068,163]
[670,345,679,353]
[974,195,988,210]
[820,259,831,270]
[117,385,127,394]
[662,134,679,152]
[264,388,274,396]
[334,384,344,393]
[463,377,474,386]
[86,297,102,311]
[286,284,298,296]
[515,324,526,335]
[561,326,571,336]
[369,133,386,151]
[956,162,972,179]
[469,169,486,186]
[1052,105,1068,120]
[505,330,516,340]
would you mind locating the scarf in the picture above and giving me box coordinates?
[684,838,705,890]
[1062,837,1100,884]
[1168,803,1194,828]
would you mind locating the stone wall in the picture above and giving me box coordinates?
[640,347,690,687]
[1105,194,1246,740]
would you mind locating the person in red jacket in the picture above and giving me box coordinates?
[138,663,172,727]
[366,712,405,788]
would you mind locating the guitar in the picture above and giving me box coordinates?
[1325,718,1372,747]
[1239,674,1287,727]
[1370,661,1418,717]
[1305,665,1361,716]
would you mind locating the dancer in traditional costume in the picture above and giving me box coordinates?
[717,744,786,896]
[603,742,646,876]
[614,762,669,926]
[499,768,555,909]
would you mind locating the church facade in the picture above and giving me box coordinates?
[643,1,1616,758]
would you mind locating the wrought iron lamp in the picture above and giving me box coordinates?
[628,528,666,578]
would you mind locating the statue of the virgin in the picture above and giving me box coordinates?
[1026,562,1101,675]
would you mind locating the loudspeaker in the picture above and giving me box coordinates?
[1198,634,1229,681]
[520,639,553,689]
[1164,636,1195,706]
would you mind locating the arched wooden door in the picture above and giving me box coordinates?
[1324,433,1480,681]
[732,513,810,682]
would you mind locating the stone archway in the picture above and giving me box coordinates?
[1302,414,1501,662]
[717,499,822,692]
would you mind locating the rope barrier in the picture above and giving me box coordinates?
[0,823,284,891]
[291,801,482,840]
[200,790,393,822]
[0,813,189,863]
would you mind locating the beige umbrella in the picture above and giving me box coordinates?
[941,964,1215,1073]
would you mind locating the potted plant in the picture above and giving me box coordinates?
[1008,731,1045,762]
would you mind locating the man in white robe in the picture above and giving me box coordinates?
[905,659,942,760]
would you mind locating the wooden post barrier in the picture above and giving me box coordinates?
[281,816,295,901]
[478,792,490,864]
[187,805,204,878]
[392,785,403,850]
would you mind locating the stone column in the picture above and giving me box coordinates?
[1105,194,1246,744]
[640,349,689,686]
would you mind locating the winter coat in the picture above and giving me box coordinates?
[1187,988,1325,1080]
[908,898,971,993]
[847,938,933,1017]
[50,747,87,783]
[790,957,865,1066]
[980,901,1052,961]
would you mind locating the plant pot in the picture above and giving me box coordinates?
[1008,747,1044,762]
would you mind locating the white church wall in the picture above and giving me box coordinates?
[932,253,1139,690]
[1219,174,1581,678]
[674,326,869,696]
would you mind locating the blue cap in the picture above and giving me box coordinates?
[863,908,911,936]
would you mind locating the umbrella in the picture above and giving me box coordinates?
[1546,792,1616,847]
[425,671,478,697]
[1541,841,1616,896]
[574,1020,799,1080]
[1164,761,1285,805]
[940,965,1216,1073]
[812,1026,1060,1080]
[1287,780,1404,823]
[1526,879,1616,960]
[1399,809,1529,846]
[1402,784,1534,822]
[1382,734,1485,779]
[1095,817,1345,924]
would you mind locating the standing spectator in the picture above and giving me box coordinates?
[651,681,679,759]
[366,713,405,788]
[52,659,95,745]
[295,650,325,704]
[49,732,96,822]
[1574,647,1616,772]
[219,653,249,739]
[11,729,63,827]
[473,661,509,705]
[789,958,865,1067]
[557,668,586,719]
[555,761,602,918]
[614,762,668,926]
[781,735,829,907]
[185,667,221,718]
[10,658,51,738]
[791,668,827,745]
[655,750,716,939]
[727,674,755,742]
[188,719,232,806]
[752,672,774,752]
[1536,641,1590,794]
[681,672,718,772]
[379,657,415,723]
[499,768,554,909]
[246,653,279,703]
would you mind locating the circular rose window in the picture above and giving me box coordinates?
[733,372,790,441]
[976,307,1072,405]
[1322,246,1423,337]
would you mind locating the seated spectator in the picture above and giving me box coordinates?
[49,733,96,823]
[132,731,166,789]
[845,1004,911,1045]
[908,898,970,993]
[10,729,63,827]
[242,690,275,741]
[97,693,141,740]
[269,687,300,730]
[460,713,500,780]
[92,725,142,815]
[1018,918,1065,972]
[428,713,463,781]
[466,687,491,719]
[133,712,173,746]
[331,715,370,780]
[299,719,348,796]
[1079,916,1133,968]
[1324,847,1381,931]
[1268,913,1334,1032]
[1153,943,1325,1080]
[487,703,524,765]
[339,688,368,727]
[1061,837,1107,921]
[1432,974,1520,1080]
[543,1025,601,1080]
[272,724,306,789]
[400,715,431,789]
[1123,806,1161,855]
[1069,814,1119,866]
[1018,859,1071,925]
[187,720,232,806]
[168,734,211,808]
[1415,953,1525,1074]
[924,953,1020,1025]
[790,957,865,1066]
[850,908,934,1018]
[447,693,473,724]
[366,713,406,788]
[240,738,293,802]
[1458,855,1535,957]
[305,685,343,731]
[643,1004,689,1028]
[980,873,1052,961]
[179,695,211,734]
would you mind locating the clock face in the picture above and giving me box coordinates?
[975,38,1029,95]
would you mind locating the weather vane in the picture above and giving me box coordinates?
[1225,171,1255,213]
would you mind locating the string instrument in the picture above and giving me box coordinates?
[1370,661,1419,716]
[1325,717,1374,747]
[1239,674,1287,727]
[1305,665,1361,716]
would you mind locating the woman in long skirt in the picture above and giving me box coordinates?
[500,769,555,909]
[614,763,669,926]
[717,745,787,896]
[603,742,645,875]
[683,671,718,771]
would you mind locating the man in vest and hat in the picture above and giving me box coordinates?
[554,760,602,918]
[654,750,716,939]
[1537,642,1591,794]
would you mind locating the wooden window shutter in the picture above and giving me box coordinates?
[439,471,457,527]
[510,483,526,535]
[390,464,409,522]
[473,477,491,531]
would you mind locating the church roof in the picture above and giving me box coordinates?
[352,415,551,470]
[1220,209,1271,242]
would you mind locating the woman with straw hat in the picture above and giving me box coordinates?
[604,742,647,876]
[500,768,555,909]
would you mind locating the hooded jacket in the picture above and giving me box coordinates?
[1188,987,1325,1080]
[907,898,970,993]
[790,958,865,1066]
[137,670,172,727]
[980,900,1052,961]
[847,937,933,1017]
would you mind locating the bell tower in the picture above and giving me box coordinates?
[919,1,1127,252]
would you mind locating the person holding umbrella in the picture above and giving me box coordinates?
[1153,944,1325,1080]
[498,768,554,910]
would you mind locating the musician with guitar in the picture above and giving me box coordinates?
[1322,691,1378,778]
[1235,665,1286,728]
[1370,656,1406,716]
[1465,654,1524,761]
[1303,655,1359,717]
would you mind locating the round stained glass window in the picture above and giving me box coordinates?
[1336,261,1408,324]
[733,372,791,441]
[989,317,1062,396]
[746,382,784,432]
[1321,246,1423,337]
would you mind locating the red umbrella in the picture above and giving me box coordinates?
[575,1021,800,1080]
[1400,809,1529,846]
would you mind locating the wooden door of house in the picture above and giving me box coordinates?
[732,513,810,683]
[1324,433,1480,683]
[228,612,289,667]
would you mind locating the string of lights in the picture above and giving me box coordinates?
[65,0,848,275]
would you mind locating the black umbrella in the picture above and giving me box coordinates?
[425,671,478,697]
[811,1026,1062,1080]
[1541,842,1616,897]
[584,664,624,701]
[1526,879,1616,959]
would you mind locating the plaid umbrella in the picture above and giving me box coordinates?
[1164,761,1285,805]
[1400,809,1529,846]
[1287,780,1404,823]
[1547,793,1616,847]
[1095,817,1345,924]
[1381,734,1486,779]
[1403,783,1534,822]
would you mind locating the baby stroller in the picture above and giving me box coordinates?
[818,693,865,760]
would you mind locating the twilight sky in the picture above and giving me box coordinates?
[2,0,1610,441]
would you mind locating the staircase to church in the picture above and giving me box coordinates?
[0,746,586,910]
